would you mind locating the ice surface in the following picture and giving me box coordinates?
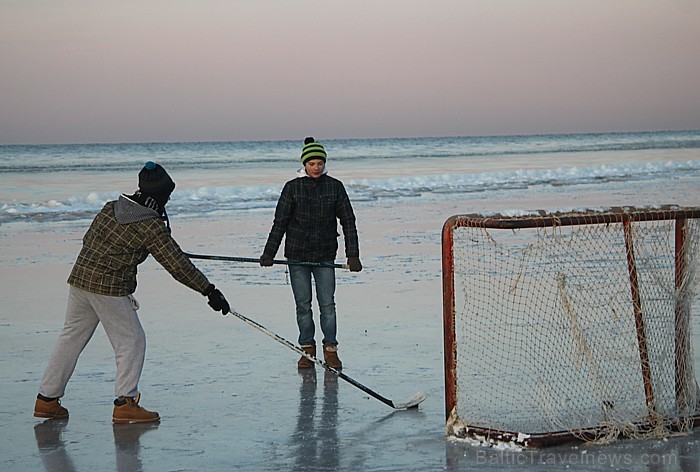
[2,178,699,471]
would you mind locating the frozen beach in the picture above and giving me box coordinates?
[2,133,700,470]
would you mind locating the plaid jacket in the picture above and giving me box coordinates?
[67,196,211,296]
[263,174,359,262]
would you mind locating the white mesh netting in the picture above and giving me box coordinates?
[445,208,700,445]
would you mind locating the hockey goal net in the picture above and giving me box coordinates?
[442,206,700,447]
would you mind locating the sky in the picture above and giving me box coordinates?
[1,0,699,145]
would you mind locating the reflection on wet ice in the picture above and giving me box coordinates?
[292,369,339,471]
[34,419,75,472]
[113,423,159,472]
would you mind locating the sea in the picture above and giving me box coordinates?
[1,130,700,225]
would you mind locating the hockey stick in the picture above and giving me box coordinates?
[225,307,427,410]
[185,252,349,269]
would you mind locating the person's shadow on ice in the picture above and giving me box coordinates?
[292,369,339,471]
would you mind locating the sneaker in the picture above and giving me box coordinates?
[112,394,160,424]
[323,344,343,370]
[34,395,69,420]
[298,344,316,369]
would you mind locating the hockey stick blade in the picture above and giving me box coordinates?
[391,391,428,410]
[226,307,426,410]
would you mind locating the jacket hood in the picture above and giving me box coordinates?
[114,194,161,224]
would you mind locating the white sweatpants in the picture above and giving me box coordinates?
[39,286,146,399]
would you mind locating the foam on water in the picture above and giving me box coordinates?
[1,131,699,224]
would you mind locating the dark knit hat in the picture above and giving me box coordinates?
[138,161,175,195]
[300,137,327,165]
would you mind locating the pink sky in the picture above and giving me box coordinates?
[1,0,699,144]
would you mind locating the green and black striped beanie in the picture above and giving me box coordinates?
[300,137,327,165]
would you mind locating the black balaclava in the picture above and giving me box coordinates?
[133,161,176,224]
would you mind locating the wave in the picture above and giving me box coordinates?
[2,158,698,224]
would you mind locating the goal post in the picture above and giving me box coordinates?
[442,206,700,447]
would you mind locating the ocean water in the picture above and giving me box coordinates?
[1,130,699,225]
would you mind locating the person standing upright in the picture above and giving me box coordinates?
[260,138,362,370]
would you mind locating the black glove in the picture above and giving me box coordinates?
[204,284,230,315]
[260,254,274,267]
[348,256,363,272]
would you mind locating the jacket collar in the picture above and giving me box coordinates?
[296,167,329,179]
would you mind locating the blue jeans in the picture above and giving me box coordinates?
[289,265,337,346]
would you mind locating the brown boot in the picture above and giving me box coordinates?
[112,394,160,424]
[323,344,342,370]
[298,344,316,369]
[34,395,69,420]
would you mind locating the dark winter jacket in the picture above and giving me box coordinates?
[67,195,211,296]
[263,173,359,262]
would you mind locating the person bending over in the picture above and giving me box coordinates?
[34,162,230,423]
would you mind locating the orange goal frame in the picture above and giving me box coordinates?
[441,207,700,447]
